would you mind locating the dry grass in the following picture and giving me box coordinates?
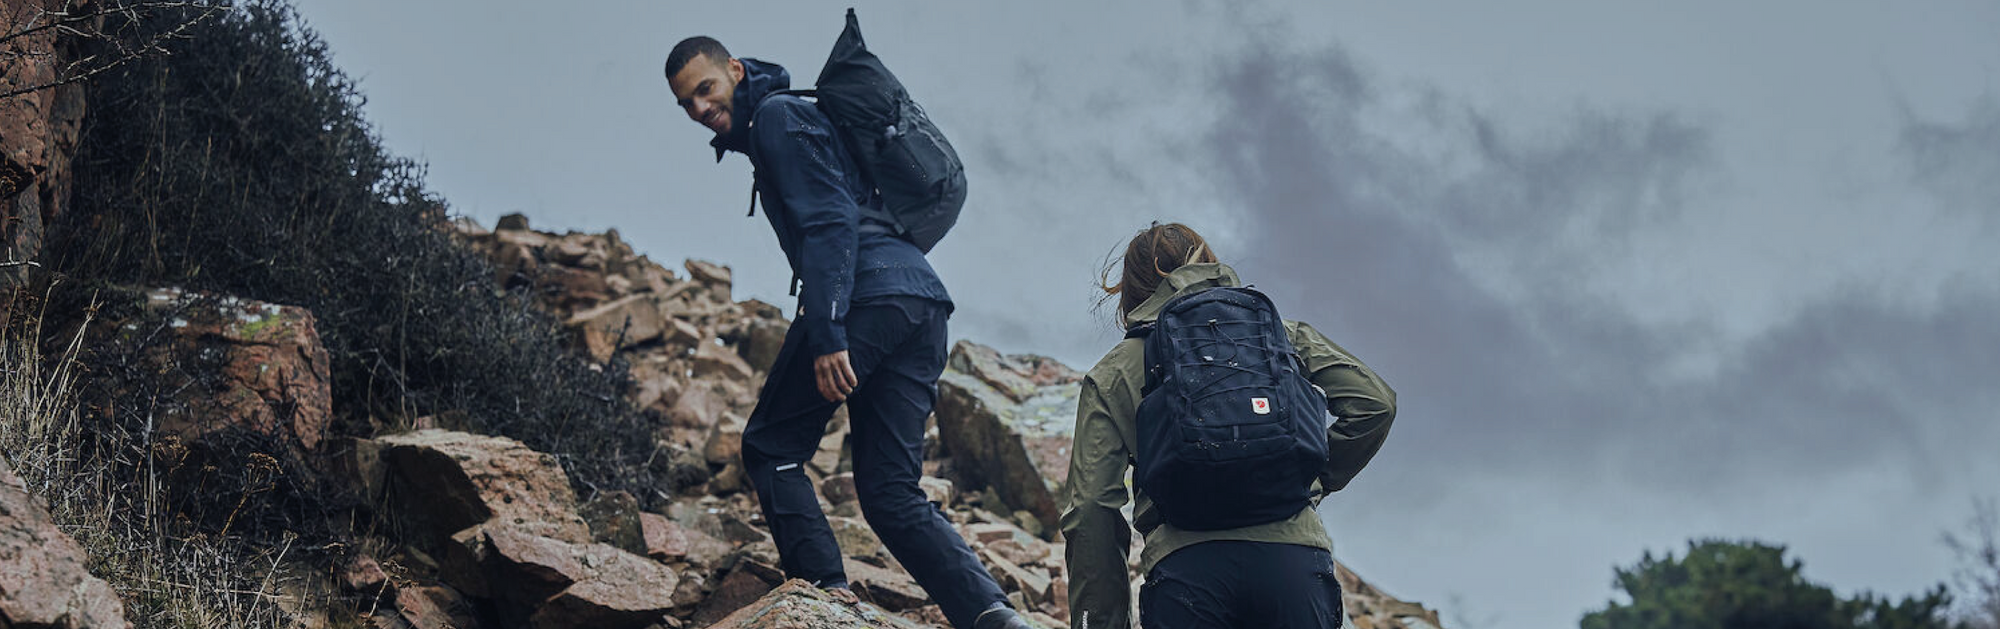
[1,297,344,629]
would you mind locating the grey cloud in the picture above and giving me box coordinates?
[1181,26,1999,505]
[1659,283,2000,492]
[1191,35,1686,469]
[1902,97,2000,225]
[972,139,1029,183]
[1450,109,1707,255]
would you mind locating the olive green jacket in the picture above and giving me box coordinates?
[1059,263,1398,629]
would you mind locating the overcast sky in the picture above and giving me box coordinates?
[295,1,2000,626]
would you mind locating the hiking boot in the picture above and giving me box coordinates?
[972,604,1036,629]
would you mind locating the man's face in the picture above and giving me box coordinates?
[668,53,745,137]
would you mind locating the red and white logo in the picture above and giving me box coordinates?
[1251,397,1271,415]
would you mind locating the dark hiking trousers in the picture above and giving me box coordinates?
[1140,541,1345,629]
[741,296,1007,629]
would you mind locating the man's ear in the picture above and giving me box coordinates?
[728,58,745,82]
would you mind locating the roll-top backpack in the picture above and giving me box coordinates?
[1126,286,1330,531]
[755,8,965,254]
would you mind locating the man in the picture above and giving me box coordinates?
[664,37,1030,629]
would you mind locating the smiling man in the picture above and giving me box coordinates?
[664,37,1030,629]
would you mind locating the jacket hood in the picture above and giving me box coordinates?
[711,57,792,161]
[1125,262,1243,325]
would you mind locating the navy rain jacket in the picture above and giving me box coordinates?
[709,58,952,358]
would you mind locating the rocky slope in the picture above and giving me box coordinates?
[2,206,1448,628]
[415,214,1447,629]
[4,37,1444,618]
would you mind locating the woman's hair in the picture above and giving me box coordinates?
[1098,222,1219,326]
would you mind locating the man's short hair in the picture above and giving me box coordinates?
[664,36,731,79]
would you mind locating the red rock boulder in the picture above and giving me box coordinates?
[934,341,1081,536]
[376,429,591,546]
[705,579,938,629]
[0,460,131,629]
[102,288,334,459]
[1,0,88,317]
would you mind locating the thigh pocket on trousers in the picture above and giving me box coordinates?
[1313,567,1345,628]
[766,465,821,516]
[1141,575,1214,628]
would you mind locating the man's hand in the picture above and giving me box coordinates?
[815,350,859,402]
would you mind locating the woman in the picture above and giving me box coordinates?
[1061,222,1398,629]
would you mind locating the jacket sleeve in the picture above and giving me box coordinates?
[1061,374,1135,629]
[1289,321,1398,493]
[752,100,859,356]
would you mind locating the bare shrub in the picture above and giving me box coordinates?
[42,0,656,505]
[1,0,230,100]
[1947,498,2000,629]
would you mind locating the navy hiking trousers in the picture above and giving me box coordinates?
[1141,541,1345,629]
[741,296,1007,629]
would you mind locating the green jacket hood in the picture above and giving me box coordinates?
[1125,262,1243,325]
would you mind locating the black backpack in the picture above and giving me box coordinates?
[755,8,965,254]
[1127,286,1330,531]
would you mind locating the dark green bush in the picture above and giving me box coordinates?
[1582,539,1961,629]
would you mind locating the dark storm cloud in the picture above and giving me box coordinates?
[1186,33,2000,502]
[1664,283,2000,491]
[1902,97,2000,225]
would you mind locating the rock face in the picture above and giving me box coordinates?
[375,429,678,629]
[705,579,932,629]
[163,289,332,451]
[378,429,592,545]
[448,224,784,444]
[683,259,732,297]
[567,293,671,362]
[951,509,1072,623]
[689,561,784,627]
[1337,562,1446,629]
[390,585,478,629]
[0,0,88,319]
[82,288,334,460]
[0,460,131,629]
[581,490,647,556]
[934,340,1082,536]
[468,526,679,629]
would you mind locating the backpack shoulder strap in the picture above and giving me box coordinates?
[759,87,899,235]
[744,89,821,143]
[743,90,815,219]
[1127,321,1162,395]
[752,89,817,114]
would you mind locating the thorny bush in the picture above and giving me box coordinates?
[33,0,659,540]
